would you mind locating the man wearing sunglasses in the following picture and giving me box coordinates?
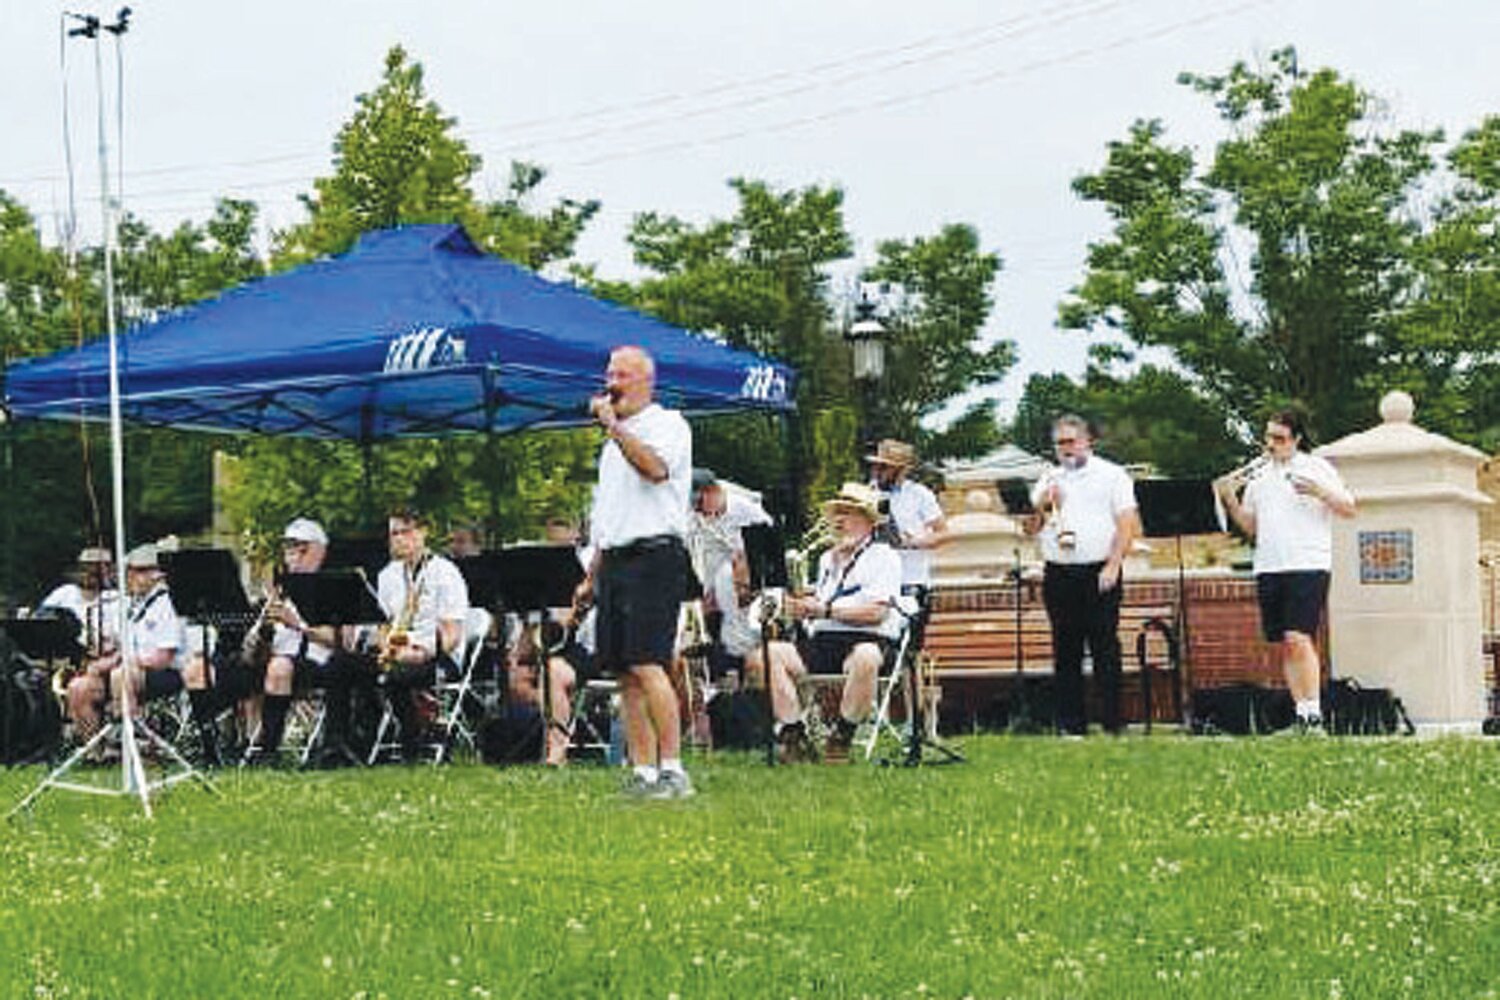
[1215,409,1356,732]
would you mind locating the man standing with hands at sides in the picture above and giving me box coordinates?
[1029,415,1140,737]
[578,345,695,798]
[1215,408,1356,732]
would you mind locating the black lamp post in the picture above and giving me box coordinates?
[845,297,886,450]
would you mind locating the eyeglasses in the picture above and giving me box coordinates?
[1053,437,1079,447]
[1264,431,1293,443]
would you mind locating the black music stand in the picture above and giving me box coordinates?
[161,550,253,679]
[326,537,391,582]
[280,571,387,628]
[491,545,585,763]
[997,480,1044,734]
[2,615,81,765]
[742,524,787,766]
[1134,479,1220,728]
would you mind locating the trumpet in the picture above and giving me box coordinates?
[1217,453,1271,491]
[1035,469,1076,551]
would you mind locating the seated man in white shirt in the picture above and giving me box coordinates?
[375,507,470,761]
[788,483,903,761]
[66,543,185,746]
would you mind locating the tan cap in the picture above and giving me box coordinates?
[124,544,159,570]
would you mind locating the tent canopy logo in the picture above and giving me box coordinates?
[740,364,787,403]
[384,327,466,373]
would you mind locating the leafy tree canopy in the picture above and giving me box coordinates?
[1059,46,1499,460]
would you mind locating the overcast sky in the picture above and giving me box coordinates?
[3,0,1496,420]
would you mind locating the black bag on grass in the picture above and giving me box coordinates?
[479,703,542,765]
[1327,678,1414,735]
[1190,684,1292,735]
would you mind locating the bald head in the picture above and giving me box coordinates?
[606,345,656,418]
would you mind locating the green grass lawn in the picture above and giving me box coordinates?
[2,735,1497,998]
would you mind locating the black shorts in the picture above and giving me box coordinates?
[802,630,890,676]
[142,668,184,702]
[595,537,686,674]
[1256,570,1330,642]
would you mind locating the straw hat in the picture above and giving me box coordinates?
[78,546,112,565]
[866,438,917,469]
[822,482,885,522]
[123,543,159,571]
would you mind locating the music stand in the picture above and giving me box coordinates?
[326,537,391,583]
[741,524,787,765]
[1134,479,1221,728]
[996,480,1044,733]
[161,550,253,684]
[491,546,585,762]
[280,571,387,628]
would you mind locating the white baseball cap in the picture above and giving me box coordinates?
[282,518,329,546]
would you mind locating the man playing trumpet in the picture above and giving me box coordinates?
[1215,408,1356,732]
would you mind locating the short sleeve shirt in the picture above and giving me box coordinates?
[1242,451,1351,574]
[880,478,943,586]
[128,584,185,671]
[809,539,903,640]
[591,403,693,550]
[377,554,470,656]
[1031,455,1137,564]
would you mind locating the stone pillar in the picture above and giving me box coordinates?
[1320,392,1493,733]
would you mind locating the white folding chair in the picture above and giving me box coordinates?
[431,607,492,764]
[862,594,921,760]
[367,608,490,765]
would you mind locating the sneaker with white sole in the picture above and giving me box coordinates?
[649,769,695,799]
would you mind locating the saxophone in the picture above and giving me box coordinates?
[378,576,420,672]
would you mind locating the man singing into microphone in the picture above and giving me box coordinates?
[578,346,695,798]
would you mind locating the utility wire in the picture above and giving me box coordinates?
[5,0,1121,190]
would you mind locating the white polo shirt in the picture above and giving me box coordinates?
[878,477,943,587]
[1030,454,1137,565]
[377,553,470,656]
[1242,451,1352,574]
[591,402,693,550]
[127,583,185,671]
[39,584,121,649]
[809,538,903,640]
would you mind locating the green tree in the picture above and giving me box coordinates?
[863,223,1013,457]
[1059,47,1492,460]
[227,46,602,555]
[610,178,856,515]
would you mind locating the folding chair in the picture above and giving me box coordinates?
[862,593,921,760]
[431,607,492,763]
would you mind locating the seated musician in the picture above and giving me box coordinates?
[245,517,361,767]
[66,543,185,747]
[710,547,815,763]
[786,483,903,762]
[38,546,118,646]
[690,469,771,614]
[374,507,470,761]
[504,515,598,766]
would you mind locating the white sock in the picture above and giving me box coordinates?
[659,757,684,776]
[633,764,658,782]
[1295,699,1321,720]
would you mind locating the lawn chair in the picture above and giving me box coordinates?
[367,607,490,765]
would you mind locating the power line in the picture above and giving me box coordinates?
[3,0,1120,190]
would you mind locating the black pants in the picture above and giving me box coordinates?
[1042,562,1123,735]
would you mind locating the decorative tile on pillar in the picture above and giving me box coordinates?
[1359,529,1414,584]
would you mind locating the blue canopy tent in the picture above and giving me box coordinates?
[3,224,794,438]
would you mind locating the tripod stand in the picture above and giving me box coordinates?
[870,588,964,766]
